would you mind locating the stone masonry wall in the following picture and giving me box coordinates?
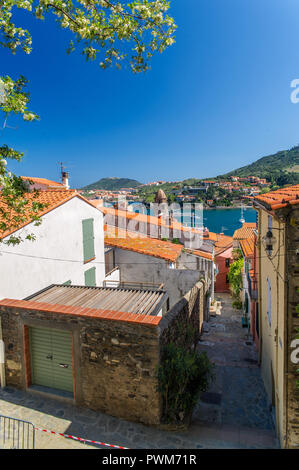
[0,282,204,427]
[158,281,204,351]
[0,307,161,426]
[285,207,299,449]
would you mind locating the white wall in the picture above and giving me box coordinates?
[104,267,120,287]
[112,248,203,308]
[0,196,105,299]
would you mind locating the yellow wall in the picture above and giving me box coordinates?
[258,208,286,447]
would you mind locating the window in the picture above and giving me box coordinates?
[82,218,95,263]
[84,267,96,287]
[268,215,273,232]
[225,258,230,267]
[105,248,115,275]
[267,277,271,327]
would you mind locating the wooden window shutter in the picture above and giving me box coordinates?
[82,218,95,262]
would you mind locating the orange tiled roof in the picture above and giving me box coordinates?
[105,229,183,262]
[240,237,255,258]
[101,206,205,234]
[188,249,213,261]
[233,222,256,240]
[254,184,299,210]
[102,206,232,252]
[0,298,161,326]
[204,232,233,254]
[0,190,95,239]
[21,176,65,188]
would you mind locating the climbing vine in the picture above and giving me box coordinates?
[228,258,244,309]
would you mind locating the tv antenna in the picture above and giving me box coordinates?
[57,162,74,183]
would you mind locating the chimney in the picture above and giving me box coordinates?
[62,171,69,189]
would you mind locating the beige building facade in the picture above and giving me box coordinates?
[254,186,299,449]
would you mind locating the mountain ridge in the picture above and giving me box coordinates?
[81,177,142,191]
[215,145,299,186]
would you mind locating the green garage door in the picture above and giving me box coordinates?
[29,327,73,394]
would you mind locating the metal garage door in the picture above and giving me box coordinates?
[29,327,73,394]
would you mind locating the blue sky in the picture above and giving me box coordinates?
[2,0,299,187]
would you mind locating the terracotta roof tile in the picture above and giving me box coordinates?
[187,249,213,261]
[0,298,162,326]
[21,176,65,188]
[102,206,232,255]
[105,230,183,262]
[240,237,255,258]
[0,190,100,240]
[233,223,257,240]
[254,184,299,210]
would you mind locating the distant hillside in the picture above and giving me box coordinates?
[218,145,299,186]
[82,177,142,191]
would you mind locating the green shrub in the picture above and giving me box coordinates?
[157,343,215,424]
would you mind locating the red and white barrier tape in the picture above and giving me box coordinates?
[35,426,129,449]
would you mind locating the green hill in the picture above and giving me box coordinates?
[82,177,142,191]
[218,145,299,186]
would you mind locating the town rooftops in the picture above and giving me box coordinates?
[187,249,213,261]
[104,227,183,262]
[101,205,231,253]
[254,184,299,210]
[21,176,66,189]
[0,190,99,240]
[0,284,168,325]
[240,237,255,258]
[233,222,257,241]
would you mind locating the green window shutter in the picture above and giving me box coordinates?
[63,280,72,286]
[84,267,96,287]
[82,218,95,262]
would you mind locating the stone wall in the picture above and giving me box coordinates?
[0,281,205,427]
[0,307,161,425]
[158,281,204,350]
[285,206,299,449]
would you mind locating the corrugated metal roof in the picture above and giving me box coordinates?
[27,284,167,316]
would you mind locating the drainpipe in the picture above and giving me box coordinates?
[211,246,215,303]
[0,317,6,388]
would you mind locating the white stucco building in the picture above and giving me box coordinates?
[0,190,107,300]
[104,227,214,311]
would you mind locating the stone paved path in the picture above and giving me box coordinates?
[0,293,279,449]
[195,293,276,433]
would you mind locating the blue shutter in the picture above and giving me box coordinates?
[267,278,271,326]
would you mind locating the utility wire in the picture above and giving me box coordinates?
[0,247,297,265]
